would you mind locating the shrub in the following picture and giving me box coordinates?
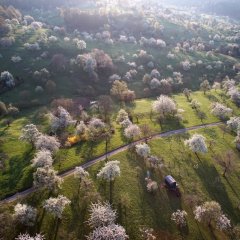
[45,80,56,94]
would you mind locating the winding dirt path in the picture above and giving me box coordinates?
[0,122,222,204]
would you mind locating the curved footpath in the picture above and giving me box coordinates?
[0,122,222,205]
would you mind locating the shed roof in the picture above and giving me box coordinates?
[165,175,176,185]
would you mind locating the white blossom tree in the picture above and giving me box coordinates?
[0,71,15,88]
[120,118,132,128]
[228,87,240,107]
[212,82,221,91]
[194,201,228,229]
[35,135,60,152]
[135,143,151,159]
[223,78,235,91]
[216,214,231,231]
[139,227,156,240]
[24,42,41,51]
[124,124,141,140]
[200,80,211,95]
[75,121,88,135]
[211,103,232,120]
[76,54,96,74]
[182,60,191,71]
[116,109,129,124]
[15,233,45,240]
[31,150,53,168]
[171,210,188,228]
[147,155,164,170]
[87,224,128,240]
[150,69,160,78]
[48,35,58,43]
[150,78,160,90]
[184,134,207,159]
[152,95,177,119]
[156,39,166,48]
[97,161,120,182]
[190,99,201,111]
[14,203,37,226]
[74,166,89,181]
[227,117,240,133]
[43,195,70,219]
[33,166,63,191]
[145,178,158,193]
[87,118,106,141]
[97,161,120,203]
[49,106,75,133]
[88,202,117,228]
[74,166,89,194]
[19,124,41,147]
[235,131,240,151]
[11,56,22,63]
[109,74,121,83]
[76,40,87,50]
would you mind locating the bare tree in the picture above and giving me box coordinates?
[214,151,236,177]
[183,88,191,101]
[140,124,153,143]
[98,95,113,122]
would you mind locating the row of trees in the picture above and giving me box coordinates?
[171,201,232,234]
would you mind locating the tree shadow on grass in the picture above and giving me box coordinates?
[5,147,34,194]
[165,189,182,211]
[45,217,61,240]
[74,141,85,155]
[35,208,46,233]
[160,118,185,133]
[195,221,208,240]
[67,187,92,239]
[77,141,98,161]
[97,180,108,201]
[53,218,60,240]
[119,128,128,145]
[195,161,240,222]
[45,216,56,240]
[0,126,8,136]
[206,94,219,102]
[202,128,218,139]
[225,176,240,201]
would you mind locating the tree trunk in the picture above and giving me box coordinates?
[195,152,201,161]
[31,141,35,150]
[208,220,212,228]
[110,180,114,204]
[54,218,61,240]
[236,142,240,151]
[78,179,81,196]
[223,168,227,178]
[105,139,108,161]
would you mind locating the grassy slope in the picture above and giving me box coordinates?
[9,125,240,240]
[0,90,239,200]
[0,12,240,240]
[1,20,239,104]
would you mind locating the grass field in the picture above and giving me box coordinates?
[2,125,239,240]
[0,90,239,200]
